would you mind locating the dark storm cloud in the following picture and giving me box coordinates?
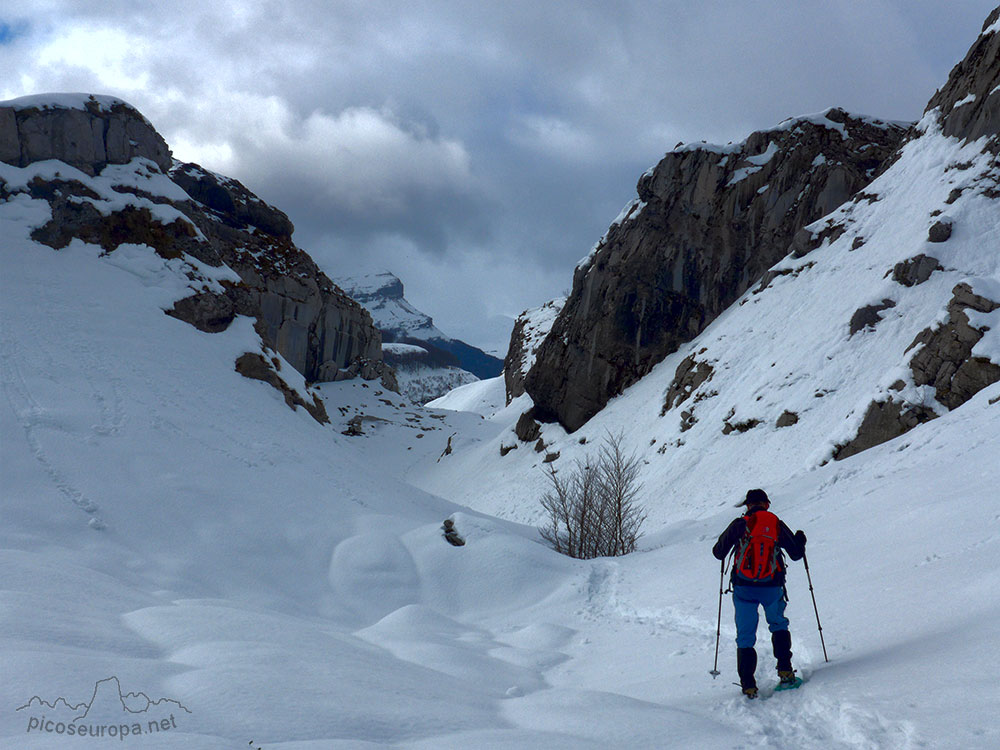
[2,0,996,347]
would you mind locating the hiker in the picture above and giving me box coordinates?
[712,488,806,698]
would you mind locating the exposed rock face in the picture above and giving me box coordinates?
[0,94,393,416]
[835,282,1000,460]
[775,411,799,428]
[514,409,542,443]
[525,109,907,431]
[503,298,565,404]
[908,282,1000,409]
[891,254,942,287]
[662,354,715,414]
[927,218,953,243]
[0,94,171,175]
[924,8,1000,144]
[833,400,938,461]
[849,299,897,336]
[171,163,294,238]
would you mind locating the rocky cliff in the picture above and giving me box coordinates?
[0,94,171,175]
[503,298,564,405]
[0,94,392,420]
[925,7,1000,145]
[524,108,908,431]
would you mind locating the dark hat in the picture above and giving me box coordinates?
[736,488,770,508]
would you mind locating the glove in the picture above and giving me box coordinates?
[794,530,807,547]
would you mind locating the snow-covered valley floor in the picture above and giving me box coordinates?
[2,211,998,749]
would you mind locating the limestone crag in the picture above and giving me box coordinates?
[834,282,1000,461]
[924,7,1000,145]
[0,94,171,176]
[171,163,294,239]
[525,109,907,431]
[0,94,393,414]
[503,298,565,405]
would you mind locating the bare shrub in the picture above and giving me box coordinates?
[539,432,646,558]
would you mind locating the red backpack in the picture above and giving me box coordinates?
[735,510,782,581]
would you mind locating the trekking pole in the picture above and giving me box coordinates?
[710,556,725,677]
[802,550,829,663]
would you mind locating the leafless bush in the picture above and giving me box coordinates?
[539,432,646,558]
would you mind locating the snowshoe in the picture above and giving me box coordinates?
[774,671,804,691]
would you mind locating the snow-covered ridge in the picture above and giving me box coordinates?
[665,107,912,159]
[336,271,445,341]
[383,342,430,356]
[0,92,135,113]
[335,270,504,388]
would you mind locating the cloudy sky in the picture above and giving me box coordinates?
[2,1,995,353]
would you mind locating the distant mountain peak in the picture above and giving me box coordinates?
[338,270,406,302]
[334,271,441,341]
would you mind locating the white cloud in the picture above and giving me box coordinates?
[249,104,474,215]
[508,114,597,162]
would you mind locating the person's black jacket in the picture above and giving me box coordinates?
[712,512,805,587]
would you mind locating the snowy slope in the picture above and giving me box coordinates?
[427,375,506,417]
[0,156,591,747]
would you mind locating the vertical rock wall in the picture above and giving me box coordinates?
[525,109,907,431]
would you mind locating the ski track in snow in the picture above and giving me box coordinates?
[0,331,107,527]
[731,694,919,750]
[577,558,921,749]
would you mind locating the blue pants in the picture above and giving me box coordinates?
[733,585,788,648]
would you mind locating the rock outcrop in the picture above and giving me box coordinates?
[525,109,907,431]
[0,94,171,175]
[924,7,1000,144]
[170,162,294,239]
[0,94,393,418]
[908,282,1000,410]
[835,282,1000,461]
[503,298,564,404]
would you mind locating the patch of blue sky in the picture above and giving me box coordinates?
[0,21,29,45]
